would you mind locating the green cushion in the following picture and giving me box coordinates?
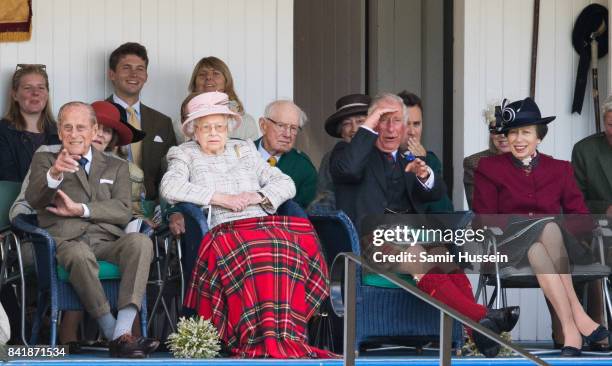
[362,273,416,288]
[57,261,121,282]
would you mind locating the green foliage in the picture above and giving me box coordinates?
[166,316,221,358]
[461,331,514,357]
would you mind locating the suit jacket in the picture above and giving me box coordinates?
[571,132,612,214]
[106,96,177,200]
[25,147,132,245]
[255,138,317,209]
[330,128,445,229]
[473,153,589,215]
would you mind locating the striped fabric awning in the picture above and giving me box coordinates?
[0,0,32,42]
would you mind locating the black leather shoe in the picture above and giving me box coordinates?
[64,341,82,354]
[585,342,610,352]
[584,325,610,345]
[473,317,501,358]
[486,306,520,333]
[137,337,160,354]
[560,346,582,357]
[109,334,146,358]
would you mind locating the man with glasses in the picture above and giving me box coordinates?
[255,100,317,210]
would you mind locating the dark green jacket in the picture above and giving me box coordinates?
[571,132,612,214]
[424,151,454,213]
[255,138,317,209]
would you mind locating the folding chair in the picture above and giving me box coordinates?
[145,222,184,338]
[474,217,612,354]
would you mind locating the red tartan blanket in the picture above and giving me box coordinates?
[184,216,335,358]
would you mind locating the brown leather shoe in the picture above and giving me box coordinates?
[109,334,146,358]
[137,337,160,354]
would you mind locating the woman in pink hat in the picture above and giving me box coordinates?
[160,91,332,359]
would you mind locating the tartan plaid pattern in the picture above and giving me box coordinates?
[184,216,335,358]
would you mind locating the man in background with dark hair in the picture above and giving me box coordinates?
[107,42,176,202]
[397,90,453,213]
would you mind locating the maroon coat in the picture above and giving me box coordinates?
[473,153,589,216]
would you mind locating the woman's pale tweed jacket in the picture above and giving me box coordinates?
[160,139,296,228]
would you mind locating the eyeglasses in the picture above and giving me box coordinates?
[197,122,228,133]
[15,64,47,72]
[266,117,301,135]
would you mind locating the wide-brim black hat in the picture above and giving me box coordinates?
[325,94,371,138]
[497,97,556,133]
[111,102,147,143]
[572,4,608,57]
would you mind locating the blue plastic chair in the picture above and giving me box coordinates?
[308,210,464,351]
[11,214,148,346]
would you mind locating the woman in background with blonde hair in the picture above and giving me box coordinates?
[0,64,59,182]
[188,56,260,140]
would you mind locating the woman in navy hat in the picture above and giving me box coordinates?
[308,93,370,212]
[473,97,608,356]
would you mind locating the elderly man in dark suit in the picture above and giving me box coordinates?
[25,102,156,358]
[107,42,177,201]
[330,92,444,228]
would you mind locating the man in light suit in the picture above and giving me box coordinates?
[107,42,177,201]
[25,102,156,358]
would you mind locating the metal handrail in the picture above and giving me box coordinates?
[330,252,549,366]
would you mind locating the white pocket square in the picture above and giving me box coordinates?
[100,179,114,184]
[153,135,164,143]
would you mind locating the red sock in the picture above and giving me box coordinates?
[448,269,476,302]
[417,271,487,323]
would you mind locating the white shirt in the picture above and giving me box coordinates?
[46,147,93,217]
[112,94,142,120]
[257,140,282,163]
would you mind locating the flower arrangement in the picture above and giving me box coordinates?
[461,331,514,357]
[166,316,221,358]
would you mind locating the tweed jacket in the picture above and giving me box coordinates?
[463,147,497,209]
[160,139,296,228]
[106,96,177,200]
[25,147,132,245]
[571,132,612,214]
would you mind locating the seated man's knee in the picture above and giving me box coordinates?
[58,242,96,269]
[123,233,154,260]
